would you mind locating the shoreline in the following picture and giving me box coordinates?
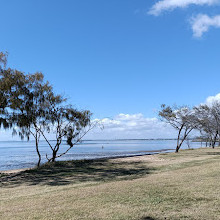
[0,148,173,174]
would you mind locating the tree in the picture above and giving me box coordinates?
[159,104,196,153]
[0,52,13,134]
[0,51,94,165]
[7,70,91,165]
[0,52,7,68]
[38,102,92,162]
[0,52,93,166]
[194,103,220,148]
[0,66,55,167]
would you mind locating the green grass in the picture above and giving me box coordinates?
[1,148,220,219]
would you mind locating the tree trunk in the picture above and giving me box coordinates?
[176,125,184,153]
[35,136,41,168]
[212,131,218,148]
[51,150,57,162]
[176,137,185,152]
[176,140,184,153]
[175,146,180,153]
[175,128,193,153]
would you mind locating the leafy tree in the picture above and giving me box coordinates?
[194,103,220,148]
[159,104,196,152]
[0,52,13,133]
[0,66,54,166]
[0,52,8,68]
[39,103,92,162]
[0,52,93,166]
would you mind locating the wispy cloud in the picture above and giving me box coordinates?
[149,0,219,16]
[190,14,220,37]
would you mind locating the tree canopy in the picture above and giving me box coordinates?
[0,52,92,167]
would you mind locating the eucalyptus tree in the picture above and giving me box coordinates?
[11,76,93,163]
[38,99,92,162]
[210,102,220,146]
[0,52,63,166]
[0,51,93,166]
[194,103,220,148]
[0,52,13,133]
[0,52,7,68]
[0,67,55,167]
[159,104,197,152]
[3,69,92,165]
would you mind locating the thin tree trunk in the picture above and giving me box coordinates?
[176,127,193,153]
[212,131,218,148]
[176,125,184,153]
[51,148,59,162]
[176,138,184,153]
[31,127,41,168]
[35,136,41,168]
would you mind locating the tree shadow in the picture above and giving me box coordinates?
[140,217,157,220]
[0,158,153,187]
[204,152,220,155]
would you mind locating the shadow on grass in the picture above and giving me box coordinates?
[189,148,220,157]
[204,151,220,155]
[140,216,157,220]
[0,159,153,187]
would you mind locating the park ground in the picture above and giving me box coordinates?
[1,148,220,220]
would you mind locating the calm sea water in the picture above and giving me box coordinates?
[0,139,203,171]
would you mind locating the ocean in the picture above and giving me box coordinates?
[0,139,203,171]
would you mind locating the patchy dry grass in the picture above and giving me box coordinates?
[1,148,220,219]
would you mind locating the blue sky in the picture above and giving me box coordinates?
[1,0,220,139]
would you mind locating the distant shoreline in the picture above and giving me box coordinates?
[0,138,179,142]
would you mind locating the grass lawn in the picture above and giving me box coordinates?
[1,148,220,220]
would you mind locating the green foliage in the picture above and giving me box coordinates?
[159,104,196,152]
[0,51,92,165]
[0,51,8,68]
